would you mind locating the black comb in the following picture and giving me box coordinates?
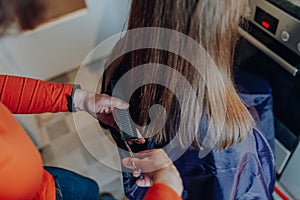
[110,80,138,141]
[114,107,138,141]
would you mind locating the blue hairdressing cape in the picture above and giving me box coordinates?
[108,70,275,199]
[112,128,275,200]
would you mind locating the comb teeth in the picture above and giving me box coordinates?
[110,80,137,141]
[114,107,138,141]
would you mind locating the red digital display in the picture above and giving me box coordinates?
[255,7,279,34]
[262,21,270,29]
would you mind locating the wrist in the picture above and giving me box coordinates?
[153,166,183,196]
[73,88,88,112]
[67,84,81,112]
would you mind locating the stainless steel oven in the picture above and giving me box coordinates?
[237,0,300,198]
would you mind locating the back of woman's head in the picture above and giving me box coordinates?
[128,0,244,68]
[103,0,254,150]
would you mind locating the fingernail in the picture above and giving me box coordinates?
[145,179,151,187]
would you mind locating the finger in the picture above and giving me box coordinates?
[134,149,159,158]
[122,157,148,171]
[133,168,142,178]
[96,94,112,107]
[122,157,137,169]
[122,158,143,176]
[110,97,129,109]
[96,113,115,127]
[134,128,145,144]
[134,138,145,144]
[136,176,153,187]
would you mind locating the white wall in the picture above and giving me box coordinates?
[0,0,131,148]
[0,0,131,80]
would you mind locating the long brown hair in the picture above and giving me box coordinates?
[103,0,254,149]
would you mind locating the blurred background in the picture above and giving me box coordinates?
[0,0,132,199]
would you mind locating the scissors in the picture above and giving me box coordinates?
[123,140,144,179]
[124,140,139,170]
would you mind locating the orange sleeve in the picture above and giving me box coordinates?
[143,183,182,200]
[33,170,56,200]
[0,74,73,113]
[0,103,55,200]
